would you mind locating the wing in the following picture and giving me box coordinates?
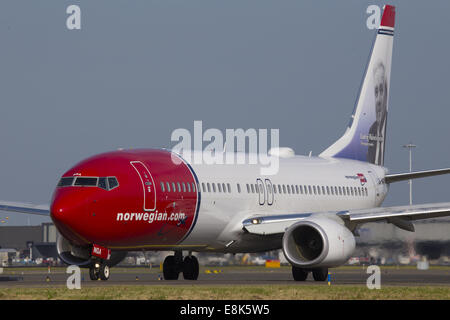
[336,202,450,232]
[385,168,450,184]
[243,202,450,235]
[0,200,50,216]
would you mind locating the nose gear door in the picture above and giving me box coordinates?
[130,161,156,211]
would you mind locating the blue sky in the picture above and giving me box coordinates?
[1,0,450,225]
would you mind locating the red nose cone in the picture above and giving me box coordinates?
[50,188,91,246]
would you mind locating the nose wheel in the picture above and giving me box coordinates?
[163,252,199,280]
[89,263,110,281]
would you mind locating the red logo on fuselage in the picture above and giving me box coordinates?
[357,173,367,186]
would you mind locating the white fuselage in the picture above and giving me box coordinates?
[183,155,388,252]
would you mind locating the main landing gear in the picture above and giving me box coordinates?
[163,251,199,280]
[89,262,110,281]
[292,266,328,282]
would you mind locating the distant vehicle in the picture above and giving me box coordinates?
[347,257,360,265]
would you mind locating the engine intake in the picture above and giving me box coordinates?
[282,218,355,268]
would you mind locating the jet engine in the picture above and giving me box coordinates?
[56,234,127,267]
[282,217,355,268]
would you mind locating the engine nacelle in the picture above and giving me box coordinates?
[282,217,355,268]
[56,234,127,267]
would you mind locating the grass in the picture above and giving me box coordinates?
[0,285,448,300]
[1,266,448,300]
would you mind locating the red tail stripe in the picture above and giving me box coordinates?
[380,5,395,28]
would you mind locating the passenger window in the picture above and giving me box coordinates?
[273,185,277,194]
[172,182,176,192]
[177,182,181,192]
[167,182,171,192]
[192,182,197,192]
[182,182,186,192]
[227,183,231,193]
[218,183,222,193]
[212,183,216,193]
[187,183,191,192]
[287,185,291,194]
[237,183,241,193]
[246,184,250,193]
[207,183,211,193]
[202,183,206,192]
[251,184,255,193]
[160,182,165,192]
[282,185,286,194]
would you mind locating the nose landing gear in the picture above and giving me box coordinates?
[163,251,199,280]
[89,262,110,281]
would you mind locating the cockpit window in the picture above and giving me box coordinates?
[98,177,108,190]
[57,177,74,187]
[58,176,119,190]
[108,177,119,190]
[74,177,98,186]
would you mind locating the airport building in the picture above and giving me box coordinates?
[0,223,57,263]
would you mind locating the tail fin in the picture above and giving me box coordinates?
[319,5,395,166]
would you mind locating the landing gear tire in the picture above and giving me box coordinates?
[89,267,99,281]
[89,263,110,281]
[183,256,199,280]
[292,266,309,281]
[163,255,179,280]
[312,267,328,281]
[99,264,110,281]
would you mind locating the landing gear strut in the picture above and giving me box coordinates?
[292,266,328,282]
[89,262,110,281]
[163,251,199,280]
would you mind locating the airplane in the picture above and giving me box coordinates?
[1,4,450,282]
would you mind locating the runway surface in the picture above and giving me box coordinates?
[0,266,449,287]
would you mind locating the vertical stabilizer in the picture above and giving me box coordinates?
[320,5,395,166]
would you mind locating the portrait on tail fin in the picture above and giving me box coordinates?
[367,61,388,165]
